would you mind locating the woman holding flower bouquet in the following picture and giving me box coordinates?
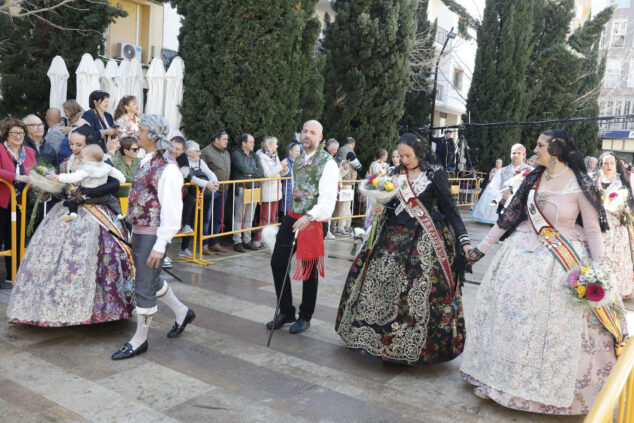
[595,152,634,298]
[335,133,472,365]
[461,130,625,415]
[7,125,134,326]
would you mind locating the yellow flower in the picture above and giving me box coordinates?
[581,266,591,275]
[577,285,586,298]
[372,178,379,187]
[384,181,395,191]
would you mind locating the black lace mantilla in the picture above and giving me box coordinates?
[498,167,609,237]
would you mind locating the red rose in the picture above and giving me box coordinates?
[366,174,378,185]
[609,192,618,200]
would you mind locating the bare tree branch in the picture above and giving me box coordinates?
[0,0,77,17]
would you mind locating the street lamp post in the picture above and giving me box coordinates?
[429,27,456,138]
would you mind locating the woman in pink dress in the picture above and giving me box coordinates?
[461,129,622,415]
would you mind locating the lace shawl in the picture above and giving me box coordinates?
[498,167,609,237]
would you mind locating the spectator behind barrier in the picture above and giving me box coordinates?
[200,130,231,253]
[253,136,288,246]
[23,114,58,168]
[44,108,65,155]
[179,140,219,257]
[81,90,116,153]
[230,133,263,252]
[112,136,141,197]
[58,99,89,164]
[280,142,301,220]
[0,117,36,282]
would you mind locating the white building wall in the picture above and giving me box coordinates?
[163,4,182,52]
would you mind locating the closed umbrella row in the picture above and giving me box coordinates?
[46,53,184,132]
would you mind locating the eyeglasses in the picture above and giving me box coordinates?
[9,131,25,137]
[129,147,140,152]
[26,123,44,128]
[191,150,201,153]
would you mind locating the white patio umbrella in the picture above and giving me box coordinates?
[145,57,166,116]
[46,56,69,111]
[118,59,131,97]
[76,53,100,110]
[128,59,144,116]
[164,57,184,131]
[93,58,109,92]
[104,59,120,114]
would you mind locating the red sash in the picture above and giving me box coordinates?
[288,211,325,280]
[396,174,457,298]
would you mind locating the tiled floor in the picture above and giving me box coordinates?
[0,210,630,422]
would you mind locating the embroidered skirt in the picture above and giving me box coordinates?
[335,220,465,365]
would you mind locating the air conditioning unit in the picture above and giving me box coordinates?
[117,42,142,61]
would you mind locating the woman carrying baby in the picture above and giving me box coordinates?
[7,125,135,326]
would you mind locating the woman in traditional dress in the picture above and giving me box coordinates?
[7,125,135,326]
[595,152,634,298]
[470,158,503,224]
[335,133,472,365]
[461,130,621,415]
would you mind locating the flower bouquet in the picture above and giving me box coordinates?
[567,265,617,309]
[25,165,67,236]
[359,174,397,204]
[567,265,630,356]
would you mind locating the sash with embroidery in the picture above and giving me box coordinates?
[396,173,457,298]
[526,175,629,356]
[83,204,135,278]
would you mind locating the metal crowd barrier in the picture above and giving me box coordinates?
[0,180,17,282]
[585,340,634,423]
[448,178,482,207]
[14,175,482,272]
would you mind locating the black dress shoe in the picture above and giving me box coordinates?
[111,341,148,360]
[265,313,296,330]
[167,308,196,338]
[289,318,310,334]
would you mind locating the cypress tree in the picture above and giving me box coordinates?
[399,0,434,132]
[0,1,125,118]
[176,0,321,147]
[464,0,534,168]
[322,0,417,164]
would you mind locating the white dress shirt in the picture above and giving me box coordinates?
[303,150,339,222]
[135,152,184,253]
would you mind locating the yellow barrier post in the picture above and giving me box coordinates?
[585,341,634,422]
[0,180,18,282]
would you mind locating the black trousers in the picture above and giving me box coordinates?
[270,214,326,321]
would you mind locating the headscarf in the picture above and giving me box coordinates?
[138,115,173,159]
[597,151,634,212]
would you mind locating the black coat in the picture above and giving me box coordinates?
[81,109,114,152]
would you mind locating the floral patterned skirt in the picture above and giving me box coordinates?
[603,213,634,298]
[7,203,135,327]
[335,221,465,365]
[460,231,620,415]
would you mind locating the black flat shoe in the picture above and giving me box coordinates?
[266,313,296,330]
[111,341,148,360]
[167,308,196,338]
[289,318,310,334]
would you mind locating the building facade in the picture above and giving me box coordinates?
[105,0,181,65]
[597,0,634,160]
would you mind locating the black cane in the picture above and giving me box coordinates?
[266,231,298,348]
